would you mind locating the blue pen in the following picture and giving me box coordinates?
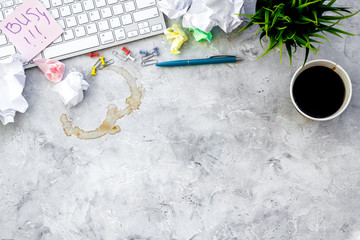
[156,55,242,67]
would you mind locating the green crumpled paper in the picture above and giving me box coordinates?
[188,28,212,43]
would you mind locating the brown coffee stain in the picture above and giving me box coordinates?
[60,66,144,139]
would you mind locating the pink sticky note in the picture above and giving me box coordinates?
[0,0,64,61]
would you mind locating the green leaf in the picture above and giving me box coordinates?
[303,47,310,67]
[312,9,318,25]
[271,9,282,27]
[325,26,357,37]
[309,33,330,44]
[298,0,322,9]
[235,20,255,34]
[285,42,293,65]
[279,38,283,62]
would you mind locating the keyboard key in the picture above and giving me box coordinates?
[51,0,62,7]
[86,23,98,34]
[83,0,95,10]
[114,28,125,40]
[101,7,112,18]
[127,30,138,38]
[121,14,132,25]
[43,35,100,58]
[95,0,106,8]
[63,29,74,40]
[124,1,135,12]
[50,9,60,19]
[0,35,7,46]
[139,27,150,35]
[71,3,82,14]
[99,31,114,44]
[151,23,163,31]
[98,20,109,31]
[107,0,118,4]
[64,0,74,3]
[57,19,65,29]
[3,0,14,7]
[77,13,89,24]
[4,8,14,17]
[89,10,100,21]
[135,0,155,9]
[65,16,77,27]
[138,22,149,29]
[133,7,158,22]
[60,5,71,17]
[110,17,121,28]
[0,45,16,58]
[74,26,86,37]
[40,0,51,8]
[112,4,123,15]
[53,35,63,43]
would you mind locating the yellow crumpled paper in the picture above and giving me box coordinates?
[164,24,188,54]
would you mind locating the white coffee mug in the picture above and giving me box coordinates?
[290,59,352,121]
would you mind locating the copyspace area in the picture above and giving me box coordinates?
[1,2,360,239]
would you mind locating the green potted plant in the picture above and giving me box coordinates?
[237,0,360,65]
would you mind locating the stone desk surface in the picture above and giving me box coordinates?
[1,5,360,240]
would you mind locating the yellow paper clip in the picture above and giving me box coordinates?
[91,66,97,76]
[99,56,106,65]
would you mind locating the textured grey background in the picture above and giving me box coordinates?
[1,0,360,239]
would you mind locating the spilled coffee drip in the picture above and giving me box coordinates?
[60,66,144,140]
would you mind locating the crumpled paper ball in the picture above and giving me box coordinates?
[159,0,244,33]
[164,24,188,54]
[52,71,89,108]
[0,54,29,125]
[34,58,65,83]
[158,0,192,19]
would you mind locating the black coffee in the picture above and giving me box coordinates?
[292,66,345,118]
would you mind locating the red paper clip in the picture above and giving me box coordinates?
[122,46,130,55]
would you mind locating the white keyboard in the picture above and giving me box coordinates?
[0,0,166,69]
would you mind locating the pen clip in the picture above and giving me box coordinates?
[209,55,236,58]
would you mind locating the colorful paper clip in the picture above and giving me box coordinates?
[98,59,114,70]
[141,59,158,66]
[113,50,135,62]
[113,50,127,61]
[140,47,160,66]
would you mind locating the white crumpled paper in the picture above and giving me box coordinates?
[0,55,29,125]
[53,71,89,108]
[158,0,244,33]
[158,0,192,19]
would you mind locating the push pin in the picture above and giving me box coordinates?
[89,52,99,57]
[152,47,160,56]
[139,50,149,56]
[99,56,106,65]
[122,46,130,55]
[127,55,136,62]
[91,66,97,76]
